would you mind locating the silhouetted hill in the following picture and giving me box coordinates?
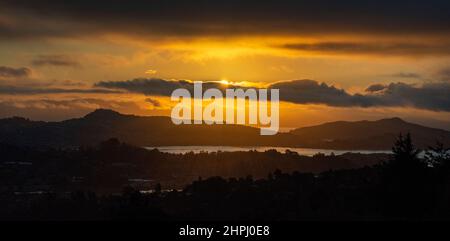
[0,109,281,147]
[0,109,448,149]
[290,118,450,149]
[83,108,124,120]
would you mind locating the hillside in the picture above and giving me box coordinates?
[290,118,450,149]
[0,109,448,149]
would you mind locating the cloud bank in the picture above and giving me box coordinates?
[95,78,450,112]
[31,55,80,68]
[0,85,122,95]
[1,1,449,59]
[281,42,450,56]
[0,66,31,78]
[1,0,449,36]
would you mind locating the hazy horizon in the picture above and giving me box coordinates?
[1,108,449,132]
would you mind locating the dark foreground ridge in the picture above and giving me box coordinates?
[1,134,449,220]
[0,138,389,192]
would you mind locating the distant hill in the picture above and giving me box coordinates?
[0,109,284,147]
[289,118,450,149]
[0,109,449,149]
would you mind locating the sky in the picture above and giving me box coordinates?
[0,0,449,130]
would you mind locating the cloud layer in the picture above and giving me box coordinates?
[282,42,450,56]
[96,78,450,112]
[1,0,449,60]
[1,0,449,39]
[0,97,146,121]
[31,55,80,67]
[95,78,229,96]
[0,66,31,78]
[0,85,121,95]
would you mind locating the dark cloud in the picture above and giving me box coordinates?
[95,78,230,96]
[95,78,450,112]
[437,67,450,82]
[1,0,449,40]
[365,84,387,93]
[145,98,161,107]
[0,20,71,40]
[282,42,450,56]
[272,80,450,111]
[0,85,122,95]
[269,80,354,105]
[0,98,145,121]
[269,80,379,107]
[31,55,80,67]
[390,72,422,79]
[0,66,31,78]
[374,82,450,111]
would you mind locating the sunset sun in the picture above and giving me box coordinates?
[219,79,230,86]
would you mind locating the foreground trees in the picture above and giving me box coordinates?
[1,134,449,220]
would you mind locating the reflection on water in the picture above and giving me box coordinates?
[144,146,392,156]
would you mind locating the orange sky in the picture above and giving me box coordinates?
[0,1,449,130]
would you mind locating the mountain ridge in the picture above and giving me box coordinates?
[0,109,448,150]
[290,117,450,149]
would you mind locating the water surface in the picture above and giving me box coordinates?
[145,146,392,156]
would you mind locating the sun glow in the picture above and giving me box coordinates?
[220,79,230,85]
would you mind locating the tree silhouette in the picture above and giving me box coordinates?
[425,141,450,169]
[154,183,162,194]
[392,133,421,164]
[4,136,450,220]
[426,141,450,217]
[382,133,431,219]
